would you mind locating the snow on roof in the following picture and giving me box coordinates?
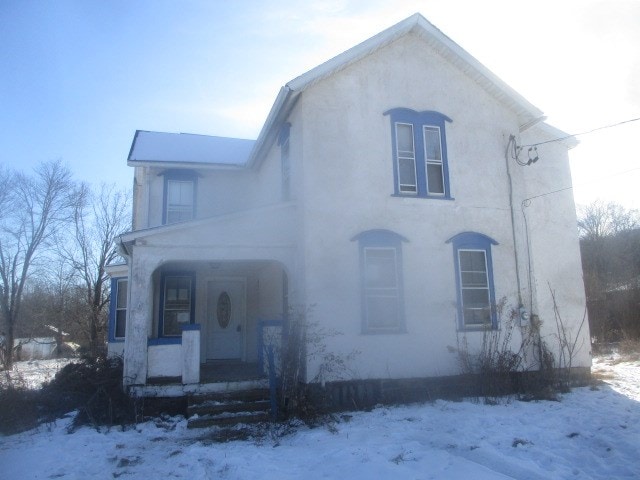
[128,131,255,167]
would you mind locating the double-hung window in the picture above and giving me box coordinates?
[385,108,453,198]
[109,278,128,341]
[352,229,408,333]
[159,272,195,337]
[162,171,196,225]
[447,232,498,329]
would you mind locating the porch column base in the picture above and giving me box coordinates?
[181,324,201,384]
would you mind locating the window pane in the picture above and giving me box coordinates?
[164,277,191,308]
[461,271,488,287]
[115,310,126,338]
[424,127,442,160]
[364,249,397,288]
[426,163,444,194]
[398,157,416,190]
[460,251,486,273]
[396,124,414,153]
[167,180,194,224]
[365,294,400,329]
[462,289,491,324]
[116,280,127,308]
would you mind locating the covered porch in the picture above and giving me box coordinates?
[134,259,286,393]
[118,203,298,393]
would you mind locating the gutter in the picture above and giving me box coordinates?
[245,86,298,169]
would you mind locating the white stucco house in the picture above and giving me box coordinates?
[108,14,590,399]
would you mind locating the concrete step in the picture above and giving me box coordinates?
[186,388,273,429]
[187,410,271,429]
[188,399,271,417]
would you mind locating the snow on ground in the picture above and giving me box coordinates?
[1,358,76,389]
[1,357,639,480]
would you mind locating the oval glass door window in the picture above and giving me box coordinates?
[216,292,232,329]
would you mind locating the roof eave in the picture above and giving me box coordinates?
[245,86,299,169]
[127,159,247,170]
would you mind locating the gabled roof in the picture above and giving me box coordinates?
[247,13,560,167]
[128,13,571,171]
[128,130,255,169]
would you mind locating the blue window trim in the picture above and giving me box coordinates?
[384,108,453,199]
[158,270,196,338]
[446,232,499,330]
[108,277,127,343]
[160,169,198,225]
[351,229,408,334]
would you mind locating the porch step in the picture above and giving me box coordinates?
[187,388,273,429]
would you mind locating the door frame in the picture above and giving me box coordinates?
[203,276,247,362]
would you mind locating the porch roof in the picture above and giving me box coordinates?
[117,202,296,259]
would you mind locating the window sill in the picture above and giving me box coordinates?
[148,337,182,346]
[391,193,454,201]
[457,325,498,332]
[361,328,408,335]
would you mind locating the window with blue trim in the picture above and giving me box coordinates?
[159,272,195,337]
[109,277,127,342]
[352,229,408,333]
[447,232,498,329]
[384,108,453,198]
[162,170,197,224]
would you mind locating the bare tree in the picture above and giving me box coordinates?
[578,200,639,240]
[578,200,640,342]
[62,183,131,357]
[0,160,76,369]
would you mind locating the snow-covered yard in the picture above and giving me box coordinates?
[1,355,638,480]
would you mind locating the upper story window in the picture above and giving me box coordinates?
[109,277,127,342]
[162,170,197,224]
[278,123,291,201]
[384,108,453,199]
[352,229,408,334]
[446,232,498,330]
[159,272,195,337]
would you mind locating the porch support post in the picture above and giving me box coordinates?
[123,253,155,388]
[181,324,200,384]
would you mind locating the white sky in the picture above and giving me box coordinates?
[1,0,638,209]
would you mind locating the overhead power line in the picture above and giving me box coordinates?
[522,116,640,148]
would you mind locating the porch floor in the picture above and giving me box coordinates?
[200,360,264,383]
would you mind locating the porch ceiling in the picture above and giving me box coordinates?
[158,259,278,276]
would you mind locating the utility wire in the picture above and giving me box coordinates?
[521,116,640,148]
[522,166,640,204]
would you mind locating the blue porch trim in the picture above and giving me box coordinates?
[148,337,182,346]
[257,319,284,373]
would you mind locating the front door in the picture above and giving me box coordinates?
[206,279,246,360]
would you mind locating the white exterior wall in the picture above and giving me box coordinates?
[294,33,588,381]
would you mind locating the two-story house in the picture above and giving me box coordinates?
[108,13,591,399]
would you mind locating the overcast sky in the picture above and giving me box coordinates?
[1,0,638,209]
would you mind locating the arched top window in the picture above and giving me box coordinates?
[353,229,408,333]
[384,108,453,199]
[446,232,498,330]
